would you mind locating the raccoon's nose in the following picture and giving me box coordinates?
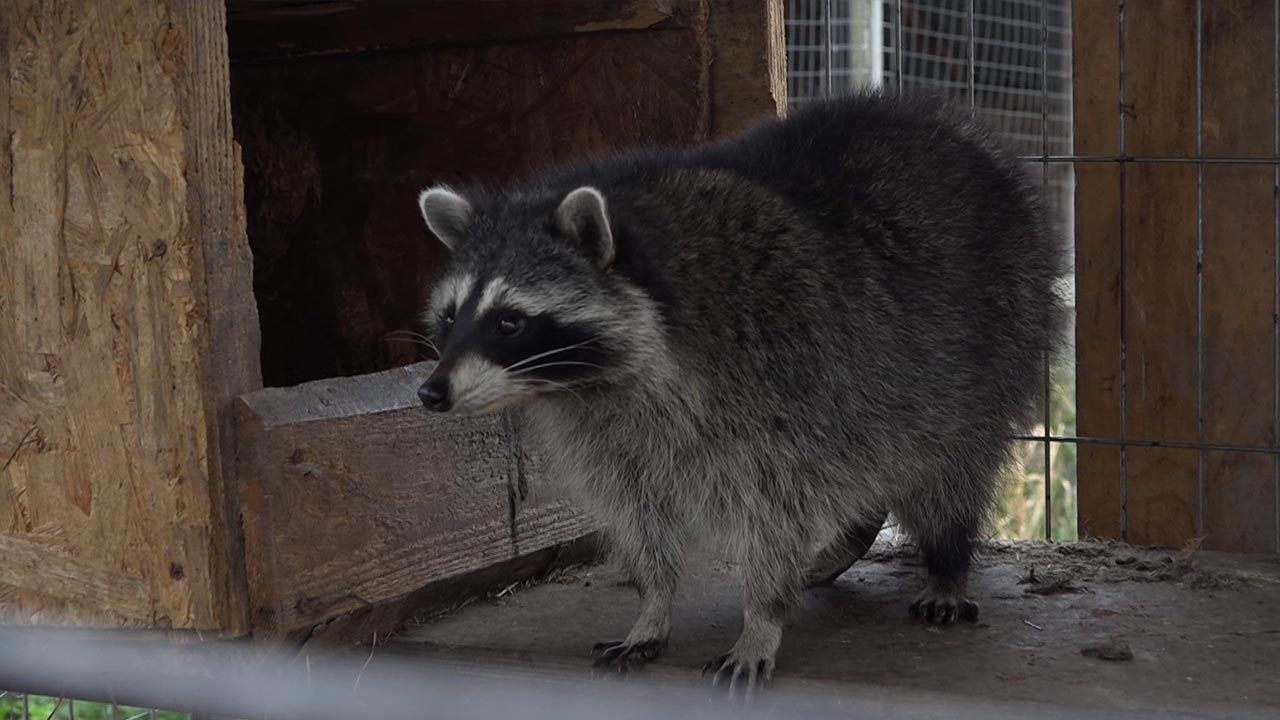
[418,379,450,411]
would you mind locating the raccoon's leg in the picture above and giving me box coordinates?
[591,503,686,674]
[703,526,808,696]
[901,513,981,625]
[803,510,887,588]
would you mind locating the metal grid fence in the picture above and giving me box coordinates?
[786,0,1076,540]
[786,0,1280,551]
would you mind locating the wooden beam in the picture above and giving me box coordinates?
[235,362,597,638]
[0,0,259,630]
[706,0,787,135]
[226,0,695,63]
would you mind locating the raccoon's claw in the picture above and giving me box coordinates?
[909,593,980,625]
[591,639,665,674]
[702,653,773,700]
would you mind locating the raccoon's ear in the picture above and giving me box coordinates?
[418,186,473,251]
[554,186,614,270]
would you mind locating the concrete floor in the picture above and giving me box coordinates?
[394,540,1280,719]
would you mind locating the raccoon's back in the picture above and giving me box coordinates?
[635,91,1064,437]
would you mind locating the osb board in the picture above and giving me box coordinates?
[230,0,784,387]
[0,1,260,629]
[236,362,594,636]
[1073,1,1279,551]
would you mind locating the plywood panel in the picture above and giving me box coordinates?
[236,362,596,637]
[1074,164,1124,540]
[0,1,258,629]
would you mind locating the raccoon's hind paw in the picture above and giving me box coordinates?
[591,639,665,674]
[909,590,980,625]
[702,653,774,699]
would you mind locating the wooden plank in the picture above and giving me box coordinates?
[0,0,257,629]
[1201,165,1277,553]
[706,0,786,136]
[1205,453,1276,553]
[226,0,695,63]
[1203,0,1276,157]
[1125,164,1198,444]
[1125,0,1196,157]
[1070,0,1120,157]
[236,362,596,637]
[1126,448,1198,549]
[1203,165,1275,450]
[1123,163,1198,546]
[1073,164,1124,540]
[173,1,264,636]
[1200,0,1280,555]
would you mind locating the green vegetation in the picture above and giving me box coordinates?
[0,695,185,720]
[995,353,1078,542]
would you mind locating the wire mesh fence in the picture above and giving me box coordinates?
[785,0,1077,541]
[0,627,1222,720]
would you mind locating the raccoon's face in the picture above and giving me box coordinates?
[414,183,644,416]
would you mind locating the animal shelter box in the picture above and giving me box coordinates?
[0,0,785,635]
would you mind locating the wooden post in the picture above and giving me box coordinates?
[0,1,260,630]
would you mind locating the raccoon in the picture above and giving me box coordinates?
[413,89,1067,694]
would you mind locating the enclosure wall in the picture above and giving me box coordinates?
[0,1,261,629]
[1074,0,1279,553]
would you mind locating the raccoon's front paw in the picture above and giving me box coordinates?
[702,652,774,697]
[591,639,665,674]
[909,589,979,625]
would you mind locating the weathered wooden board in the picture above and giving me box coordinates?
[236,362,596,637]
[226,0,695,63]
[1073,164,1124,541]
[1070,0,1119,157]
[0,1,258,629]
[1124,1,1196,158]
[1074,0,1279,551]
[1200,1,1278,553]
[1203,0,1276,157]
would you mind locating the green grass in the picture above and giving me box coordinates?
[0,696,185,720]
[994,352,1078,542]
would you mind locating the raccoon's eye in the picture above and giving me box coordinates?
[495,312,527,338]
[441,310,455,328]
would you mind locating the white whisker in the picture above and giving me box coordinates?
[503,337,603,374]
[510,361,607,376]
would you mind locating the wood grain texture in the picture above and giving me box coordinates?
[1124,0,1196,157]
[1073,164,1124,541]
[1205,453,1277,553]
[0,1,258,629]
[1123,163,1198,546]
[707,0,786,135]
[226,0,695,63]
[1203,0,1276,157]
[236,362,596,637]
[1201,165,1277,552]
[1070,0,1119,157]
[1126,448,1197,550]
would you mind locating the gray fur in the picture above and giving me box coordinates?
[413,89,1069,691]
